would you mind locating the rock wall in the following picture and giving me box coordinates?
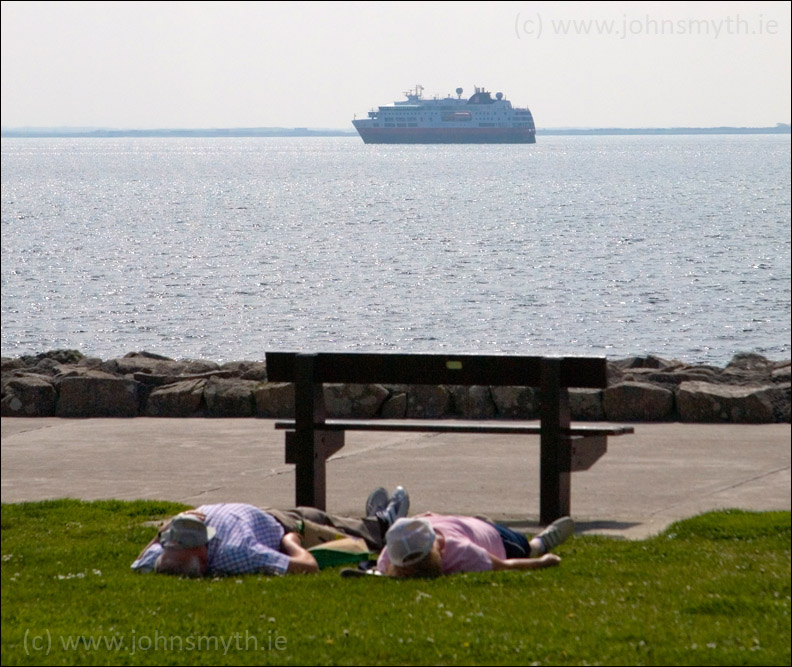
[1,350,789,423]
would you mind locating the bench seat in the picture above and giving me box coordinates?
[275,419,633,436]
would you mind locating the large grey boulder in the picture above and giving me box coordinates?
[325,383,389,419]
[450,385,497,419]
[1,374,57,416]
[21,349,86,366]
[608,355,683,385]
[490,386,538,419]
[381,391,408,418]
[640,369,721,385]
[219,360,269,381]
[570,388,606,421]
[604,381,675,421]
[388,384,451,418]
[1,357,27,373]
[254,382,295,418]
[203,377,258,418]
[101,352,220,377]
[677,381,787,423]
[55,371,140,417]
[144,379,207,417]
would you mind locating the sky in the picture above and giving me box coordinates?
[1,1,790,130]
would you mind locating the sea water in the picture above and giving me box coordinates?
[1,135,789,365]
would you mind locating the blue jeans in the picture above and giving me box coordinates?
[491,522,531,558]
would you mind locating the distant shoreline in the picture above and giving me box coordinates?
[540,126,790,136]
[2,125,790,139]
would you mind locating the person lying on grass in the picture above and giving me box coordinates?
[376,514,573,578]
[131,486,410,577]
[132,487,571,578]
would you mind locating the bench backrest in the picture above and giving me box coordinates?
[265,352,608,388]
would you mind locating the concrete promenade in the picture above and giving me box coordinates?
[1,418,789,539]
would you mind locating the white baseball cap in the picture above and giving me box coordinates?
[160,513,217,549]
[385,517,436,566]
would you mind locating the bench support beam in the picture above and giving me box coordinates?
[570,435,607,471]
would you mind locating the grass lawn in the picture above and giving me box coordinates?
[1,500,789,666]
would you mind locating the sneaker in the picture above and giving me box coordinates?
[377,486,410,528]
[365,487,389,518]
[535,516,575,553]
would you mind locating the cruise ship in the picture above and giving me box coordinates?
[352,85,536,144]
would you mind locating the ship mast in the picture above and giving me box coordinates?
[404,84,424,100]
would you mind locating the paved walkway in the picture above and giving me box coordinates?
[1,418,789,539]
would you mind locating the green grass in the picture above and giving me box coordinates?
[1,501,789,666]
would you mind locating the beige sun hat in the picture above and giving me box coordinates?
[160,513,217,549]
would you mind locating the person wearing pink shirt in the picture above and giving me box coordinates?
[376,512,574,578]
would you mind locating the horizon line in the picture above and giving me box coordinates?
[2,122,790,131]
[2,124,790,139]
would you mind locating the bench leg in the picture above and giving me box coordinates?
[540,358,572,525]
[540,436,572,525]
[296,443,326,511]
[285,431,344,510]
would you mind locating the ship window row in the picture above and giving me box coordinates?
[478,123,531,128]
[372,121,532,129]
[375,119,533,127]
[382,113,513,120]
[382,110,508,114]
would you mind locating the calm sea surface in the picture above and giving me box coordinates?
[1,135,790,365]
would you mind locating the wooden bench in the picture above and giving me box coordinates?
[265,351,634,524]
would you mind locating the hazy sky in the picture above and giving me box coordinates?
[2,1,790,129]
